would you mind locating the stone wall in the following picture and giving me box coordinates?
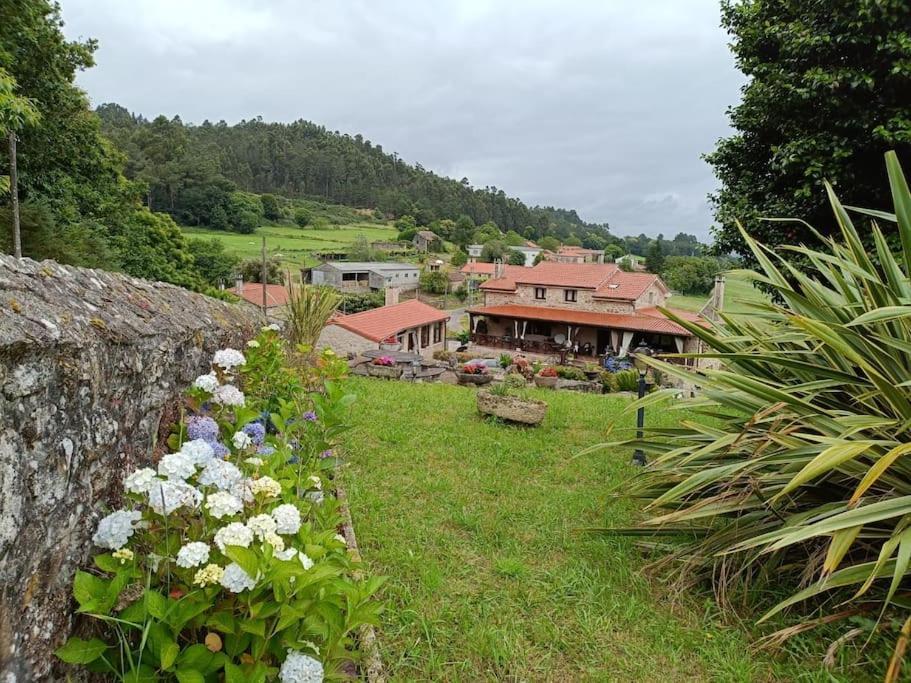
[0,256,256,682]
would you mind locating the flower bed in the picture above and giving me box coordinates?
[56,326,381,682]
[457,362,492,385]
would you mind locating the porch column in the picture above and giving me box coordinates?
[619,331,635,357]
[414,329,421,354]
[513,320,519,338]
[472,315,480,332]
[521,320,527,339]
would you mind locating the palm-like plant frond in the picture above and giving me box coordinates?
[608,152,911,670]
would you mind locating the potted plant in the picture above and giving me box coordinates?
[457,362,493,385]
[477,382,547,425]
[583,361,601,380]
[367,355,402,379]
[534,366,559,388]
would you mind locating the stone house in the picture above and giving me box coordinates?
[317,299,450,356]
[412,230,441,252]
[310,261,420,292]
[545,246,605,264]
[466,261,704,359]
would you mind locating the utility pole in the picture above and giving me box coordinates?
[261,235,267,321]
[9,132,20,258]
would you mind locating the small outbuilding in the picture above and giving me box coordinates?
[318,299,450,356]
[412,230,441,252]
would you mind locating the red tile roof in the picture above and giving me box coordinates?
[460,263,528,277]
[477,262,664,301]
[466,304,694,336]
[639,306,710,327]
[228,283,291,308]
[328,299,450,342]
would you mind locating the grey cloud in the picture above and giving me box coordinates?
[60,0,744,240]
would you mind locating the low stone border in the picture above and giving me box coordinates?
[335,479,385,683]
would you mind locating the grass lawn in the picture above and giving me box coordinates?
[182,222,400,269]
[669,270,768,316]
[339,378,848,682]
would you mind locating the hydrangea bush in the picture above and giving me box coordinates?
[56,327,382,682]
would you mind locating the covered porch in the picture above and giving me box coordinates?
[465,304,692,360]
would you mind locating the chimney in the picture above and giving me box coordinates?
[234,275,243,294]
[714,275,726,312]
[494,259,505,280]
[385,286,400,307]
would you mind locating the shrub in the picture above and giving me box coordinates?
[612,369,639,392]
[419,270,448,294]
[488,381,512,397]
[498,353,512,369]
[503,373,528,390]
[599,371,618,392]
[538,366,558,378]
[602,152,911,667]
[460,362,488,375]
[56,330,381,680]
[555,365,586,381]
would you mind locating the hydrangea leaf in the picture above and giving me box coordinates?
[54,637,108,664]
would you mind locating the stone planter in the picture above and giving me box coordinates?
[584,370,601,380]
[457,372,493,386]
[367,364,402,379]
[534,375,558,389]
[476,391,547,425]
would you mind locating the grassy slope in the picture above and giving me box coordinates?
[182,222,400,269]
[339,379,843,682]
[668,271,767,315]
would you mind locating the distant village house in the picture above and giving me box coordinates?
[318,299,450,356]
[412,230,441,252]
[309,261,420,292]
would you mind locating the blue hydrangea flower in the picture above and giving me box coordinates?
[302,411,318,422]
[242,422,266,446]
[320,449,333,459]
[187,416,219,442]
[210,441,230,459]
[258,445,276,456]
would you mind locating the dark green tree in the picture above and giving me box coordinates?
[188,237,239,286]
[507,249,526,266]
[449,249,467,267]
[645,236,665,275]
[260,193,282,220]
[293,207,311,227]
[707,0,911,265]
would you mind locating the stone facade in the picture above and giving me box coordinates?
[317,324,378,356]
[482,281,669,314]
[0,256,255,682]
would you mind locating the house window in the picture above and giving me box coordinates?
[433,322,442,343]
[564,289,578,302]
[421,325,430,347]
[534,287,546,300]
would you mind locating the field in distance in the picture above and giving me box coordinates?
[181,222,401,269]
[667,270,766,316]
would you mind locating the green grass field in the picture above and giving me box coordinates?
[182,222,401,269]
[668,270,767,315]
[339,379,861,681]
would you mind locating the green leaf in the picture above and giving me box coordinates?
[160,640,179,670]
[55,637,109,664]
[224,546,259,579]
[174,670,205,683]
[206,611,237,635]
[144,589,169,620]
[73,571,108,610]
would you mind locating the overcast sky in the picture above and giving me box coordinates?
[59,0,744,241]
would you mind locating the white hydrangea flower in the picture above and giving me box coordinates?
[205,491,243,519]
[92,510,141,550]
[279,650,324,683]
[232,431,253,450]
[306,491,324,505]
[250,476,282,498]
[124,467,157,494]
[212,384,245,407]
[220,562,256,593]
[272,504,301,535]
[307,475,322,491]
[193,563,224,587]
[214,522,254,552]
[264,532,285,552]
[213,348,246,371]
[176,541,210,568]
[244,457,264,467]
[180,439,215,466]
[265,323,281,332]
[198,459,243,491]
[158,452,196,480]
[246,340,260,349]
[247,514,277,540]
[231,477,255,504]
[334,534,347,546]
[148,480,202,515]
[193,373,219,393]
[275,549,314,570]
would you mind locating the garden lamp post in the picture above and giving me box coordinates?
[631,344,652,466]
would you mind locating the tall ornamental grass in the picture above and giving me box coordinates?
[608,152,911,676]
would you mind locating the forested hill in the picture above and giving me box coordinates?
[95,103,612,246]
